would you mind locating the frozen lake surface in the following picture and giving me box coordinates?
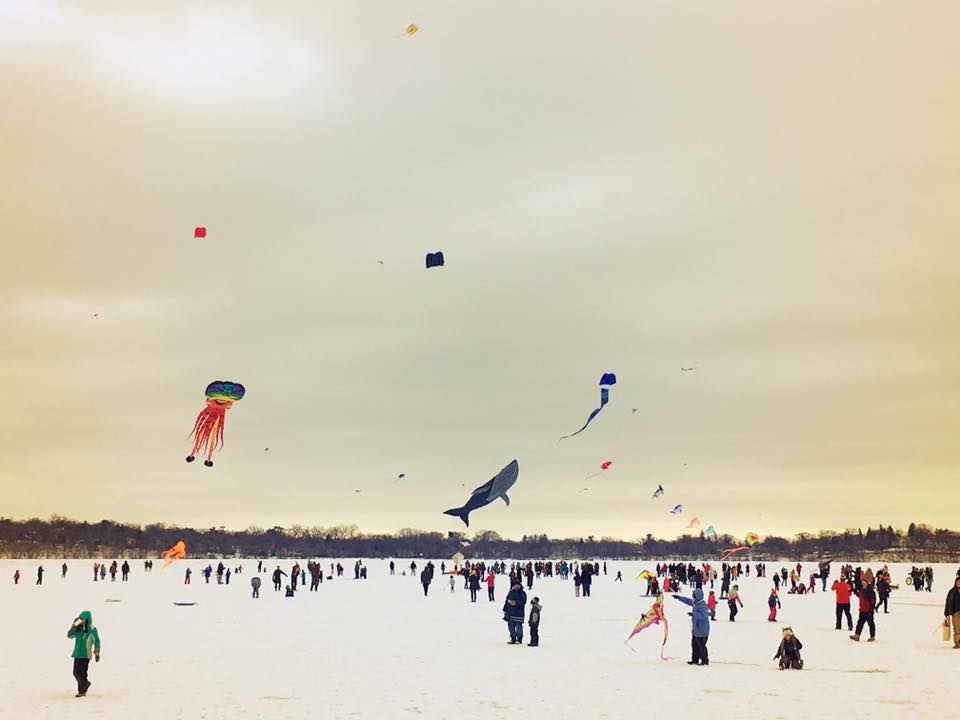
[3,559,956,719]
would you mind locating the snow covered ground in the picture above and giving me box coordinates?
[2,559,956,719]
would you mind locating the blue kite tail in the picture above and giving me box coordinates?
[444,506,471,527]
[558,387,609,442]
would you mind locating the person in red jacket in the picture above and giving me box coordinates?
[850,578,877,642]
[486,570,496,602]
[832,577,853,631]
[707,590,717,620]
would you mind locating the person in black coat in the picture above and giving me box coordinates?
[468,571,481,602]
[504,582,527,644]
[944,576,960,649]
[528,597,542,647]
[774,627,803,670]
[581,563,593,597]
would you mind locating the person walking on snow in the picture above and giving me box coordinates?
[728,585,744,621]
[768,588,781,622]
[944,576,960,649]
[486,570,496,602]
[67,611,101,697]
[36,566,44,585]
[673,588,710,666]
[832,576,853,631]
[850,578,877,642]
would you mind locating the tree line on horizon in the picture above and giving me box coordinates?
[0,515,958,562]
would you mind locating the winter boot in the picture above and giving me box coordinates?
[849,634,860,641]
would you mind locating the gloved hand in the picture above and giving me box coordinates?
[72,618,84,628]
[95,652,100,663]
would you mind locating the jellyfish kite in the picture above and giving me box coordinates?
[161,540,187,568]
[185,381,245,467]
[559,372,616,442]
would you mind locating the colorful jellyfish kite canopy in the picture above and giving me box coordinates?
[425,251,445,269]
[559,372,616,442]
[744,532,760,546]
[186,381,245,467]
[194,226,206,238]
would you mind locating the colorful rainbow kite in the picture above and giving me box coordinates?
[625,594,668,660]
[720,532,761,561]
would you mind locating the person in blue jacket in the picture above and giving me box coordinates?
[673,588,710,666]
[503,581,527,645]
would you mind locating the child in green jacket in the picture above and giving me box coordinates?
[67,611,101,697]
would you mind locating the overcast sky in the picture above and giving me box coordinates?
[1,1,958,541]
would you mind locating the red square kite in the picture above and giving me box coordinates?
[194,227,207,238]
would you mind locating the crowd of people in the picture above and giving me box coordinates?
[7,556,960,695]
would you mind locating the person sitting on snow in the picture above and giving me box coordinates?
[774,627,803,670]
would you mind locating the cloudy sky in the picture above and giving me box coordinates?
[1,0,958,541]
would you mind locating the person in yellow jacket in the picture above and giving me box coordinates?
[67,611,101,697]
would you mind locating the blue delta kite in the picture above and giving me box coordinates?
[558,372,616,442]
[444,460,519,527]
